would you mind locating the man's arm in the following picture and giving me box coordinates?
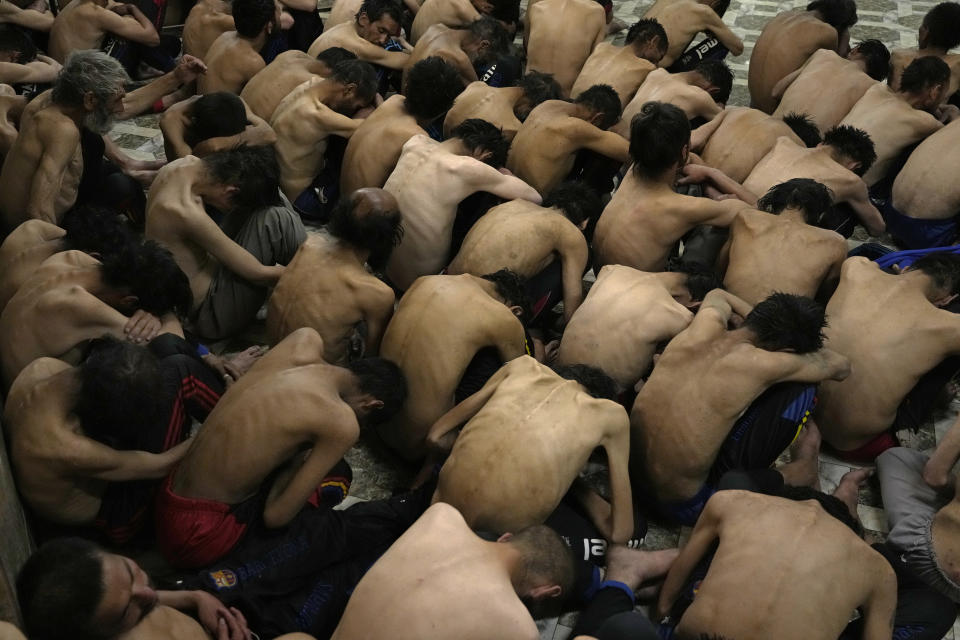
[679,164,759,206]
[462,160,544,203]
[159,97,198,160]
[689,107,729,152]
[701,7,744,57]
[67,436,192,482]
[180,206,284,286]
[770,67,803,100]
[425,363,512,452]
[356,282,394,356]
[192,108,277,156]
[352,38,411,70]
[841,178,885,237]
[26,119,80,223]
[119,55,207,120]
[0,0,53,31]
[924,413,960,490]
[0,55,60,85]
[573,120,631,163]
[95,3,161,46]
[759,346,851,385]
[558,229,588,321]
[860,557,897,640]
[602,410,634,543]
[692,92,723,119]
[682,287,752,343]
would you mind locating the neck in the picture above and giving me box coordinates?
[919,44,948,55]
[488,542,526,591]
[656,271,690,297]
[636,164,680,189]
[439,137,470,156]
[55,103,88,127]
[822,145,847,167]
[240,29,269,51]
[473,276,504,303]
[568,102,593,122]
[779,207,807,223]
[900,90,932,111]
[903,269,943,301]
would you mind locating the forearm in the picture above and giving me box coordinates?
[706,168,757,205]
[925,415,960,489]
[158,590,201,611]
[851,198,885,237]
[120,72,183,119]
[771,68,801,99]
[561,265,584,322]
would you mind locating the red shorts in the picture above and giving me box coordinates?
[826,431,900,463]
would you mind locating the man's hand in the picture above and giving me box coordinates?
[174,55,208,84]
[937,104,960,124]
[124,310,163,343]
[202,345,267,386]
[279,10,294,29]
[192,591,251,640]
[677,163,716,185]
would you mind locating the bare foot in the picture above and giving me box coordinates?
[778,420,821,489]
[832,468,872,520]
[224,345,268,378]
[604,545,679,590]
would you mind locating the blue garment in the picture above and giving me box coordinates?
[879,197,959,249]
[874,244,960,270]
[657,482,716,527]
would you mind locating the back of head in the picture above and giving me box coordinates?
[358,0,402,24]
[757,178,834,224]
[331,58,379,104]
[468,16,511,63]
[61,205,136,257]
[326,190,403,269]
[516,71,562,116]
[543,181,603,227]
[17,538,104,640]
[315,46,358,66]
[232,0,276,37]
[667,261,722,301]
[911,253,960,295]
[551,363,618,401]
[403,57,465,121]
[346,357,407,424]
[695,60,733,104]
[76,336,166,450]
[629,101,690,178]
[203,144,283,212]
[743,293,826,353]
[0,24,36,63]
[781,112,821,148]
[190,92,250,142]
[625,18,668,52]
[806,0,858,31]
[509,525,576,598]
[100,240,194,316]
[451,118,509,167]
[823,125,876,176]
[481,268,530,321]
[53,50,130,109]
[899,55,951,94]
[573,84,622,130]
[778,485,863,536]
[923,2,960,49]
[852,39,890,81]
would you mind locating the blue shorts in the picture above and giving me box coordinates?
[880,198,959,249]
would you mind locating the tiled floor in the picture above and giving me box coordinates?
[109,0,959,636]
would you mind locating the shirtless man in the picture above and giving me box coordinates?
[723,179,846,304]
[613,62,733,138]
[182,0,234,59]
[48,0,159,63]
[270,60,376,202]
[384,120,541,290]
[815,255,960,460]
[267,189,400,362]
[404,19,508,86]
[525,0,606,96]
[157,327,405,568]
[241,47,355,121]
[307,0,409,72]
[507,86,628,195]
[0,243,192,387]
[882,119,960,248]
[772,41,890,131]
[593,102,750,272]
[442,72,561,139]
[642,0,743,68]
[410,0,494,44]
[839,57,948,186]
[331,504,573,640]
[448,182,599,323]
[0,24,60,85]
[145,146,306,341]
[631,289,850,524]
[691,108,820,183]
[655,491,896,640]
[0,1,52,33]
[571,19,667,106]
[160,92,276,161]
[341,56,463,193]
[378,271,529,460]
[556,264,715,393]
[888,2,960,99]
[198,0,281,95]
[749,0,858,113]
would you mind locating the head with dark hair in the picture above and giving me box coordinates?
[822,125,876,176]
[0,24,36,63]
[464,17,511,66]
[355,0,402,45]
[189,92,250,144]
[806,0,858,31]
[743,293,826,353]
[551,363,618,400]
[61,205,137,258]
[482,268,530,321]
[403,57,465,121]
[543,181,603,228]
[848,39,890,80]
[53,50,130,134]
[328,58,379,113]
[666,260,722,303]
[514,72,562,120]
[693,60,733,104]
[327,187,403,269]
[346,357,406,424]
[920,2,960,50]
[18,539,159,640]
[452,118,510,167]
[232,0,279,38]
[202,144,283,212]
[574,84,622,130]
[625,18,668,63]
[779,485,863,536]
[781,112,821,147]
[315,45,357,71]
[899,56,950,107]
[76,337,166,450]
[99,240,193,316]
[507,525,576,602]
[757,178,834,224]
[629,101,690,178]
[908,253,960,299]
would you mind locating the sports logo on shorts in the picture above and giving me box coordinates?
[208,569,238,590]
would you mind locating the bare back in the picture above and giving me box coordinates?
[0,219,66,310]
[410,0,479,44]
[525,0,605,96]
[772,49,875,131]
[49,0,108,61]
[613,69,718,137]
[889,48,960,97]
[241,50,330,121]
[443,82,524,139]
[743,137,860,206]
[341,95,423,193]
[643,0,723,67]
[892,118,960,220]
[571,43,656,106]
[182,0,234,59]
[698,107,804,183]
[198,31,264,95]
